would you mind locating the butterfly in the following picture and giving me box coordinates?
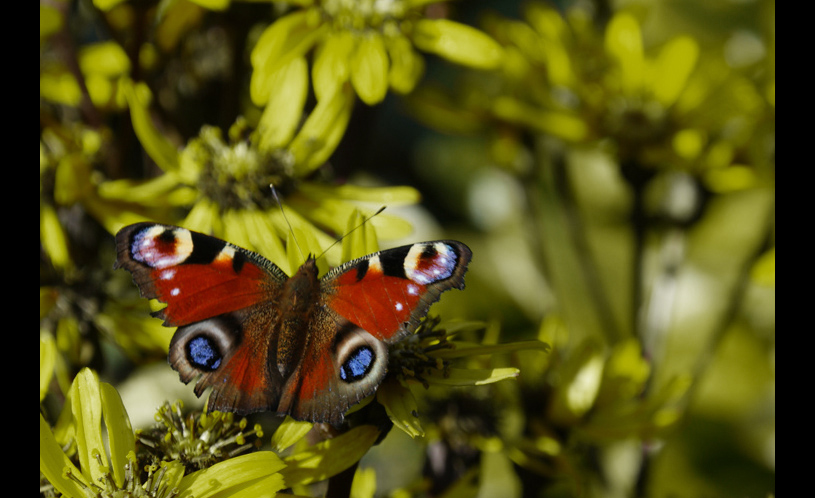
[115,223,471,426]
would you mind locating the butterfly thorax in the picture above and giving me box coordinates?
[275,257,320,378]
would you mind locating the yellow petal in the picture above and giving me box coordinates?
[250,9,325,104]
[412,19,504,70]
[351,467,377,498]
[40,5,63,39]
[751,248,775,287]
[92,0,126,12]
[177,452,287,497]
[39,69,82,106]
[100,383,135,487]
[492,96,588,141]
[79,41,130,76]
[650,36,699,106]
[377,378,424,438]
[40,334,57,401]
[251,10,311,68]
[351,33,390,105]
[288,83,354,174]
[124,81,179,172]
[313,31,354,101]
[271,417,314,453]
[524,2,568,41]
[243,208,288,266]
[158,461,186,492]
[605,12,645,94]
[340,209,380,262]
[703,164,759,193]
[298,182,421,204]
[258,56,309,152]
[479,447,522,498]
[40,203,71,270]
[40,414,88,498]
[672,128,706,161]
[54,154,92,205]
[282,425,380,485]
[187,0,230,10]
[387,34,425,94]
[71,369,108,484]
[548,347,605,424]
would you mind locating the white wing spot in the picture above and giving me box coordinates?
[216,245,236,263]
[368,255,383,273]
[170,288,181,297]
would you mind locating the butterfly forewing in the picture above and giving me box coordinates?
[115,223,288,326]
[322,241,472,342]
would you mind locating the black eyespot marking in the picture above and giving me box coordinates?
[420,245,438,259]
[340,346,375,382]
[157,229,176,243]
[187,336,222,371]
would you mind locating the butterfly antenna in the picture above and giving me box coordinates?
[316,206,387,260]
[270,185,305,259]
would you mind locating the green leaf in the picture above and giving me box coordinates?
[431,340,550,359]
[425,367,520,386]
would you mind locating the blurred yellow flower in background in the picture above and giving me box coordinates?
[250,0,504,110]
[96,82,419,269]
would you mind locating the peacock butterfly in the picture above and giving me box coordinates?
[114,223,471,426]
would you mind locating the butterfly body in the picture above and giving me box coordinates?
[115,223,471,425]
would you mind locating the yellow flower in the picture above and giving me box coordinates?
[250,0,504,109]
[41,369,287,498]
[98,81,418,269]
[412,4,770,185]
[40,41,130,110]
